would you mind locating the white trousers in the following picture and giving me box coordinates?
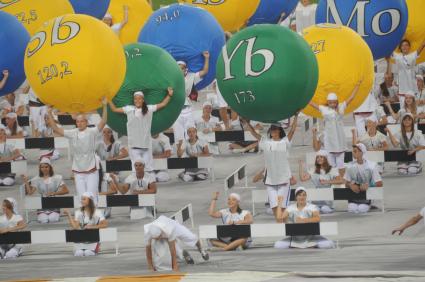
[74,249,96,257]
[354,113,375,137]
[274,238,335,249]
[348,203,370,214]
[328,152,345,170]
[172,108,194,144]
[74,171,99,203]
[153,170,170,182]
[0,177,15,186]
[267,184,290,209]
[37,211,60,224]
[0,246,21,259]
[29,106,47,131]
[130,148,153,172]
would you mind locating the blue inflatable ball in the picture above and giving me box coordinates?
[139,4,225,90]
[0,11,30,96]
[69,0,111,19]
[248,0,299,25]
[316,0,408,60]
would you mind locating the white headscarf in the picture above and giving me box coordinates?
[6,197,18,214]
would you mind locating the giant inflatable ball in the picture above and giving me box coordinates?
[216,25,318,123]
[69,0,110,19]
[316,0,408,60]
[24,14,126,113]
[104,43,185,136]
[179,0,260,32]
[0,0,74,36]
[302,24,374,118]
[399,0,425,63]
[139,4,225,90]
[0,11,30,96]
[247,0,299,25]
[107,0,152,44]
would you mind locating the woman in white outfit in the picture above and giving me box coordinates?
[96,126,128,161]
[299,150,344,214]
[151,133,172,183]
[309,82,361,176]
[274,187,335,249]
[208,192,253,251]
[0,198,26,259]
[47,99,108,201]
[387,113,425,175]
[0,124,22,186]
[63,192,108,257]
[108,88,173,173]
[385,91,425,122]
[344,144,383,214]
[388,39,425,104]
[195,101,222,155]
[4,112,25,138]
[22,158,69,223]
[102,5,128,36]
[244,113,299,220]
[144,215,209,272]
[177,127,210,182]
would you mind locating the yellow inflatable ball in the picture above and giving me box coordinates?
[179,0,260,32]
[302,24,374,118]
[106,0,152,44]
[24,14,126,113]
[0,0,74,36]
[398,0,425,63]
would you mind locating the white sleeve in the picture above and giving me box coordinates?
[124,175,134,185]
[63,128,77,139]
[122,105,133,114]
[339,102,347,115]
[343,169,352,182]
[318,105,327,115]
[74,210,81,221]
[162,135,172,151]
[193,72,202,84]
[96,209,105,222]
[148,105,157,113]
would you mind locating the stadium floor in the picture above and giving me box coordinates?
[1,120,425,281]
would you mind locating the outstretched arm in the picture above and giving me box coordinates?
[287,112,299,142]
[0,70,9,90]
[199,51,210,78]
[156,87,174,111]
[108,100,125,114]
[121,5,129,27]
[346,80,362,106]
[208,192,222,218]
[97,97,108,132]
[417,39,425,56]
[242,119,261,141]
[392,213,423,235]
[47,108,65,136]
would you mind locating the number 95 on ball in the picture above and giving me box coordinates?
[24,14,126,113]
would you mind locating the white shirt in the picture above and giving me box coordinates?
[219,209,250,225]
[152,133,172,156]
[309,167,339,188]
[359,131,388,150]
[0,214,23,228]
[394,130,425,150]
[260,136,291,186]
[295,3,317,32]
[393,51,418,94]
[123,173,155,195]
[354,92,378,113]
[144,215,179,245]
[111,23,123,35]
[123,105,157,149]
[319,102,347,152]
[344,159,382,186]
[420,207,425,222]
[64,127,100,172]
[184,72,202,106]
[74,209,105,228]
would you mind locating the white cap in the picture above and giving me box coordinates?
[402,112,414,120]
[133,158,145,165]
[354,143,367,155]
[134,91,144,98]
[229,193,241,202]
[315,150,328,158]
[40,157,51,165]
[405,91,415,97]
[81,192,95,201]
[103,13,112,19]
[294,187,307,196]
[177,61,187,66]
[6,197,18,214]
[366,115,378,123]
[327,93,338,101]
[202,101,212,108]
[149,225,162,238]
[6,112,17,119]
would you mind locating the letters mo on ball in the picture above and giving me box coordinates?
[325,0,402,36]
[222,37,275,81]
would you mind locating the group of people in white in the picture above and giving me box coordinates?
[0,0,424,273]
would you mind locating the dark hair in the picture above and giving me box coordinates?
[314,156,332,174]
[104,128,115,152]
[295,190,306,198]
[380,82,390,97]
[404,96,417,115]
[268,125,286,139]
[401,115,415,148]
[142,101,148,115]
[2,199,13,212]
[39,163,54,177]
[399,39,411,51]
[81,197,96,220]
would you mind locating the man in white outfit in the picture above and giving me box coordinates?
[144,215,209,272]
[102,6,129,36]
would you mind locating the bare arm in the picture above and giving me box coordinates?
[146,244,156,271]
[312,128,321,151]
[276,196,289,223]
[384,101,399,121]
[417,39,425,56]
[108,100,125,114]
[0,149,22,162]
[153,149,171,159]
[346,81,362,106]
[48,184,69,196]
[0,70,9,90]
[298,160,311,182]
[392,213,423,235]
[97,98,108,132]
[308,100,320,111]
[0,219,26,233]
[385,128,400,147]
[287,112,299,142]
[385,57,392,76]
[108,147,129,161]
[236,212,253,225]
[168,240,179,272]
[21,175,36,195]
[199,51,210,78]
[121,5,129,27]
[351,128,358,145]
[111,174,130,195]
[199,144,210,156]
[252,168,265,183]
[242,119,261,141]
[47,108,65,136]
[156,87,173,111]
[208,192,222,218]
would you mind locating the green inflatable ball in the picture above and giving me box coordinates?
[216,24,318,123]
[103,43,185,136]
